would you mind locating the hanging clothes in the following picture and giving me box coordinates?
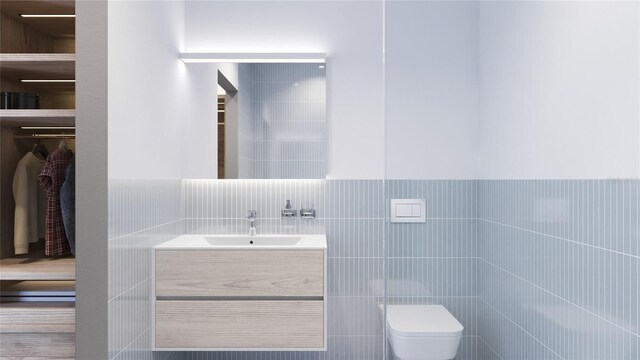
[60,156,75,255]
[38,147,74,257]
[12,152,46,255]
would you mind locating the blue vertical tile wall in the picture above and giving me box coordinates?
[250,63,326,179]
[478,179,640,360]
[108,180,183,360]
[109,178,638,360]
[385,180,479,360]
[175,179,385,360]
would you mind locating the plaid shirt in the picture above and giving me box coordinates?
[38,147,74,257]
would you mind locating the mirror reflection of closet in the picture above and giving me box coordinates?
[217,71,239,179]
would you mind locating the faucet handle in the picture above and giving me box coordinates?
[300,204,316,219]
[247,210,257,219]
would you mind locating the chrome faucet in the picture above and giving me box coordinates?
[247,210,257,236]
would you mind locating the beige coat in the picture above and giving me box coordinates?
[13,152,45,254]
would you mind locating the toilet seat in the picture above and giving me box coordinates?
[387,305,463,338]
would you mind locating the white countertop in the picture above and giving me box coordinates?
[155,234,327,250]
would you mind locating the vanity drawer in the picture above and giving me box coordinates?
[155,300,324,349]
[155,250,324,297]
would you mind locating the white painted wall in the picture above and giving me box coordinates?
[218,63,239,90]
[184,0,385,179]
[236,64,254,179]
[108,0,185,179]
[182,63,219,178]
[477,1,640,179]
[385,1,480,179]
[181,63,239,178]
[109,1,638,180]
[385,1,639,179]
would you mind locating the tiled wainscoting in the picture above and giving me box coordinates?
[108,180,182,360]
[478,180,639,360]
[109,179,387,360]
[385,180,480,359]
[108,179,638,360]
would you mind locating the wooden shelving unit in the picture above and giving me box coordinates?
[1,1,77,358]
[0,0,76,114]
[0,0,78,258]
[0,301,75,359]
[0,301,75,332]
[0,1,75,39]
[0,109,75,126]
[0,53,75,78]
[0,280,75,297]
[0,53,76,113]
[0,254,75,281]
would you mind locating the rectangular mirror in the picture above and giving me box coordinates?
[215,62,326,179]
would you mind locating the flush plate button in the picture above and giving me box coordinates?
[391,199,426,223]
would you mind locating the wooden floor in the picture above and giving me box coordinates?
[0,253,75,281]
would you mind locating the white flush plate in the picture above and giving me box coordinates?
[390,199,426,223]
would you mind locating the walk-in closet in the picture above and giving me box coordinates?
[0,1,76,358]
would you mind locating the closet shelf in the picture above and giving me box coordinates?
[0,53,75,79]
[0,253,75,281]
[0,280,75,297]
[0,0,75,39]
[0,109,75,126]
[0,302,75,334]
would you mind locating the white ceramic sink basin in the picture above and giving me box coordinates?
[204,236,301,246]
[155,234,326,250]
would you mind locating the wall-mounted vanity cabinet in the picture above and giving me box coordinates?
[152,234,327,351]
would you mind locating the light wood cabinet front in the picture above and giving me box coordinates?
[155,250,324,297]
[155,300,324,349]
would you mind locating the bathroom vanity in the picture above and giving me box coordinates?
[152,234,327,351]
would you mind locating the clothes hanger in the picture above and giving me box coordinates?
[58,133,69,151]
[31,140,49,160]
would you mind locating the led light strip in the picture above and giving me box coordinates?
[180,53,326,64]
[20,14,75,18]
[21,79,75,83]
[21,126,75,130]
[28,134,75,138]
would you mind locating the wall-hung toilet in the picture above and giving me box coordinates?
[386,305,463,360]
